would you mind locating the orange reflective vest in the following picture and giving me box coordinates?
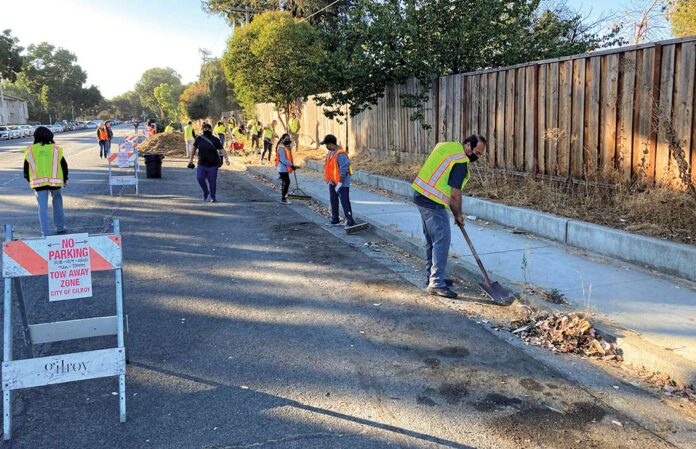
[98,127,109,141]
[149,125,156,136]
[324,147,351,185]
[274,145,294,173]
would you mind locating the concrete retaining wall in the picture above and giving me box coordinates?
[302,160,696,282]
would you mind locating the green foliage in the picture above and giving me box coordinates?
[110,91,142,119]
[134,67,182,114]
[317,0,622,122]
[669,0,696,37]
[222,11,326,124]
[199,60,237,117]
[187,93,212,120]
[0,29,23,82]
[202,0,329,23]
[153,82,182,121]
[13,42,101,121]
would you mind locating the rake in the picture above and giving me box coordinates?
[287,169,312,201]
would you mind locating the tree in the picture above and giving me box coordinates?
[0,29,23,82]
[202,0,329,23]
[186,93,212,120]
[199,59,237,117]
[110,91,142,119]
[222,11,326,127]
[134,67,182,115]
[179,83,207,118]
[668,0,696,36]
[317,0,622,121]
[14,42,98,121]
[153,82,181,121]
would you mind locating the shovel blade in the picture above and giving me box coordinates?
[345,222,369,234]
[479,281,516,305]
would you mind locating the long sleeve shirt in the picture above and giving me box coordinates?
[277,146,293,173]
[328,150,351,187]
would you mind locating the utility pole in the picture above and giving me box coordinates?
[0,75,5,125]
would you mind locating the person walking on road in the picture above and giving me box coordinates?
[133,119,139,134]
[187,123,229,203]
[275,133,296,204]
[260,122,275,163]
[184,121,196,159]
[97,120,113,159]
[288,113,301,151]
[23,126,68,237]
[412,134,486,299]
[322,134,356,230]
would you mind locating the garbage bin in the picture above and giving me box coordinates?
[144,154,164,178]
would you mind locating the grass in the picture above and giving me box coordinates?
[349,151,696,245]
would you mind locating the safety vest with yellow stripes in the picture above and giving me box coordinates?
[411,142,470,206]
[25,143,64,189]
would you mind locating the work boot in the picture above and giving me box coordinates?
[425,278,455,287]
[426,286,458,299]
[280,198,292,205]
[325,220,341,226]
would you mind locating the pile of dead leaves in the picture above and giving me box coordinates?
[139,132,186,157]
[511,311,622,360]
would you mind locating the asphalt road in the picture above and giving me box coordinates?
[0,127,687,448]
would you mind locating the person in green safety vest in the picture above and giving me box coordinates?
[23,126,69,236]
[412,134,486,299]
[250,121,261,153]
[164,123,175,133]
[184,121,197,158]
[260,122,276,163]
[288,113,301,151]
[214,121,227,148]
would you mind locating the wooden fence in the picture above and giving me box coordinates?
[257,36,696,187]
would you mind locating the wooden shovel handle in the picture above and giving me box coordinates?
[456,223,493,287]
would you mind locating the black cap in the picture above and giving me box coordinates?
[320,134,337,145]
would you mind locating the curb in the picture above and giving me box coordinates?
[247,161,696,388]
[304,160,696,282]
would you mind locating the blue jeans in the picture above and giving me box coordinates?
[416,205,451,288]
[329,184,355,226]
[197,165,219,200]
[34,189,65,236]
[99,140,111,157]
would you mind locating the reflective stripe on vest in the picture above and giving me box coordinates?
[411,142,470,206]
[275,145,294,173]
[25,144,64,188]
[324,147,349,184]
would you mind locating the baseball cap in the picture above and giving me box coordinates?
[320,134,337,145]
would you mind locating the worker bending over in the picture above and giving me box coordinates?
[412,134,486,299]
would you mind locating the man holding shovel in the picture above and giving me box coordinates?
[412,135,486,298]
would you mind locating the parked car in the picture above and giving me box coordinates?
[85,121,99,129]
[20,125,33,137]
[48,124,63,133]
[0,126,9,140]
[8,126,22,139]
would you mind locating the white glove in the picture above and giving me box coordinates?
[334,182,343,193]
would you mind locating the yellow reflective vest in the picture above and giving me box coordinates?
[164,125,174,133]
[184,125,194,141]
[25,143,64,189]
[289,118,300,133]
[213,124,226,135]
[411,142,470,206]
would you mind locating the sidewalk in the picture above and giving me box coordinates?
[243,160,696,385]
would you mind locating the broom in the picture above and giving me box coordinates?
[287,168,312,201]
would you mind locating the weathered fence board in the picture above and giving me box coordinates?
[256,37,696,186]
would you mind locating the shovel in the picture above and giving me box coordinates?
[456,222,516,305]
[288,168,312,201]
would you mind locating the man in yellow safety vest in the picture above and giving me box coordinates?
[288,113,301,151]
[184,121,196,158]
[164,123,175,133]
[23,126,69,236]
[412,134,486,298]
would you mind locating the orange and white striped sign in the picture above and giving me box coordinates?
[2,235,122,278]
[107,152,136,163]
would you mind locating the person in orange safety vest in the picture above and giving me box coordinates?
[321,134,356,229]
[97,120,113,158]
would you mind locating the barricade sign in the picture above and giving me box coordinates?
[2,220,127,440]
[108,141,139,196]
[47,233,92,301]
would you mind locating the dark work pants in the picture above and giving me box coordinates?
[329,184,355,226]
[196,165,219,200]
[279,172,290,200]
[261,139,272,160]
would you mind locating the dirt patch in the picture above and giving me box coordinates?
[139,132,186,157]
[349,152,696,244]
[474,393,523,412]
[423,357,441,368]
[438,382,469,404]
[519,378,545,392]
[416,395,438,407]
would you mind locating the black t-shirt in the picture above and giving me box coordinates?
[194,134,223,167]
[413,162,469,209]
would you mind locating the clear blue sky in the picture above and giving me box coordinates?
[0,1,666,99]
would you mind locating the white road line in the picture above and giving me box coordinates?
[1,175,20,186]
